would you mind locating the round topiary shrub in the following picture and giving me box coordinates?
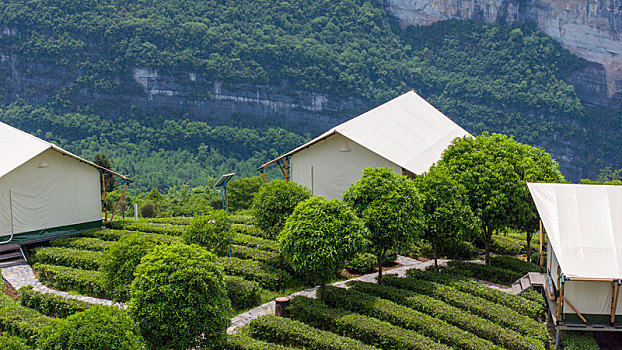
[129,242,231,350]
[251,179,311,238]
[182,209,232,255]
[98,234,157,301]
[37,306,145,350]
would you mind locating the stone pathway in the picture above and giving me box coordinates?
[227,256,443,334]
[1,264,125,308]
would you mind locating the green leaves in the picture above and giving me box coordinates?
[183,209,232,255]
[251,179,311,237]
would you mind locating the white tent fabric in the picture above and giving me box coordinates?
[267,90,471,175]
[528,182,622,279]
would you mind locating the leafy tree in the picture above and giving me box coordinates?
[437,133,565,264]
[279,197,368,298]
[343,168,423,283]
[183,209,232,255]
[37,306,145,350]
[93,153,116,192]
[98,234,157,302]
[228,176,265,212]
[129,242,231,350]
[414,166,478,270]
[251,179,311,238]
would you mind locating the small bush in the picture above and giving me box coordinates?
[224,275,261,310]
[223,334,294,350]
[35,264,105,298]
[50,237,113,251]
[37,306,145,350]
[139,200,158,218]
[183,210,232,255]
[251,179,311,237]
[219,257,290,290]
[248,315,375,350]
[34,247,101,270]
[0,293,50,342]
[19,286,92,318]
[129,242,231,350]
[98,234,158,302]
[346,252,377,274]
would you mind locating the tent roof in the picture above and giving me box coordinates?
[0,121,129,180]
[259,90,471,174]
[528,182,622,279]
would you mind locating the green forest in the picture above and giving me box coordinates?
[0,0,619,191]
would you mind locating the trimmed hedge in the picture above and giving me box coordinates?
[490,255,540,275]
[349,281,543,350]
[232,224,269,239]
[35,264,106,298]
[232,233,279,253]
[224,334,294,350]
[288,296,450,350]
[19,286,92,318]
[490,235,523,255]
[248,315,374,350]
[407,269,544,320]
[440,260,523,286]
[231,245,279,266]
[50,237,113,251]
[321,286,500,350]
[218,257,290,290]
[34,247,101,270]
[144,217,192,225]
[382,275,548,343]
[224,275,261,310]
[110,221,185,236]
[0,293,50,342]
[82,229,181,244]
[230,215,255,225]
[520,289,545,304]
[560,331,599,350]
[0,335,31,350]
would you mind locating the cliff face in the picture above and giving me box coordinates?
[380,0,622,105]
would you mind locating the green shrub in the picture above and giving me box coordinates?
[223,275,261,310]
[139,200,159,218]
[231,233,279,252]
[129,242,231,350]
[231,245,279,266]
[19,286,92,317]
[37,306,145,350]
[251,179,311,237]
[420,241,477,260]
[349,281,543,350]
[223,334,294,350]
[249,315,375,350]
[489,255,540,275]
[440,260,523,285]
[183,210,232,255]
[232,224,269,239]
[346,252,377,274]
[382,275,548,342]
[490,235,523,255]
[560,331,599,350]
[34,247,101,270]
[520,289,544,304]
[321,286,498,350]
[406,269,544,320]
[0,293,50,342]
[50,237,113,251]
[110,221,185,236]
[35,264,106,298]
[288,296,450,350]
[219,257,290,290]
[98,234,158,302]
[82,229,181,244]
[0,336,30,350]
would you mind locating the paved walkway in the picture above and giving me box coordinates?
[1,264,125,308]
[227,256,443,334]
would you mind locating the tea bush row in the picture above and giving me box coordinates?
[231,233,279,253]
[223,334,294,350]
[218,257,290,290]
[0,293,50,342]
[50,237,113,251]
[223,275,261,310]
[231,245,279,266]
[82,229,180,244]
[19,286,92,318]
[110,221,184,236]
[34,247,101,270]
[489,255,540,275]
[440,260,523,286]
[232,224,269,239]
[35,264,106,298]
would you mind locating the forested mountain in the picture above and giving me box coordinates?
[0,0,618,191]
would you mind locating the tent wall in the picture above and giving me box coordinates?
[0,149,102,243]
[290,134,400,199]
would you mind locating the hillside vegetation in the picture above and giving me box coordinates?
[0,0,617,188]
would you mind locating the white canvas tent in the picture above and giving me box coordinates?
[528,182,622,324]
[0,121,127,244]
[259,91,471,198]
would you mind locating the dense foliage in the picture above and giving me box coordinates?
[183,210,232,255]
[129,242,231,350]
[19,286,92,318]
[251,179,311,237]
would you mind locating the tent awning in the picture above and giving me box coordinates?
[528,182,622,279]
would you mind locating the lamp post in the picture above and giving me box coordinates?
[214,173,235,257]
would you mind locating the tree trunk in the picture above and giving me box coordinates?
[526,231,532,263]
[377,251,385,284]
[484,227,491,265]
[433,244,438,272]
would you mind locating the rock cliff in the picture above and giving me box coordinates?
[380,0,622,105]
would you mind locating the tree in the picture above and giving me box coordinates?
[128,242,231,350]
[343,168,423,283]
[37,306,145,350]
[228,176,264,211]
[251,179,311,238]
[279,197,368,298]
[414,166,478,270]
[93,153,116,192]
[436,133,565,264]
[183,209,232,255]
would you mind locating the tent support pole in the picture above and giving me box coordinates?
[259,169,268,183]
[556,266,561,293]
[101,172,108,223]
[108,182,129,223]
[563,296,587,324]
[612,282,621,325]
[567,277,616,282]
[557,277,564,324]
[539,220,544,268]
[276,161,287,181]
